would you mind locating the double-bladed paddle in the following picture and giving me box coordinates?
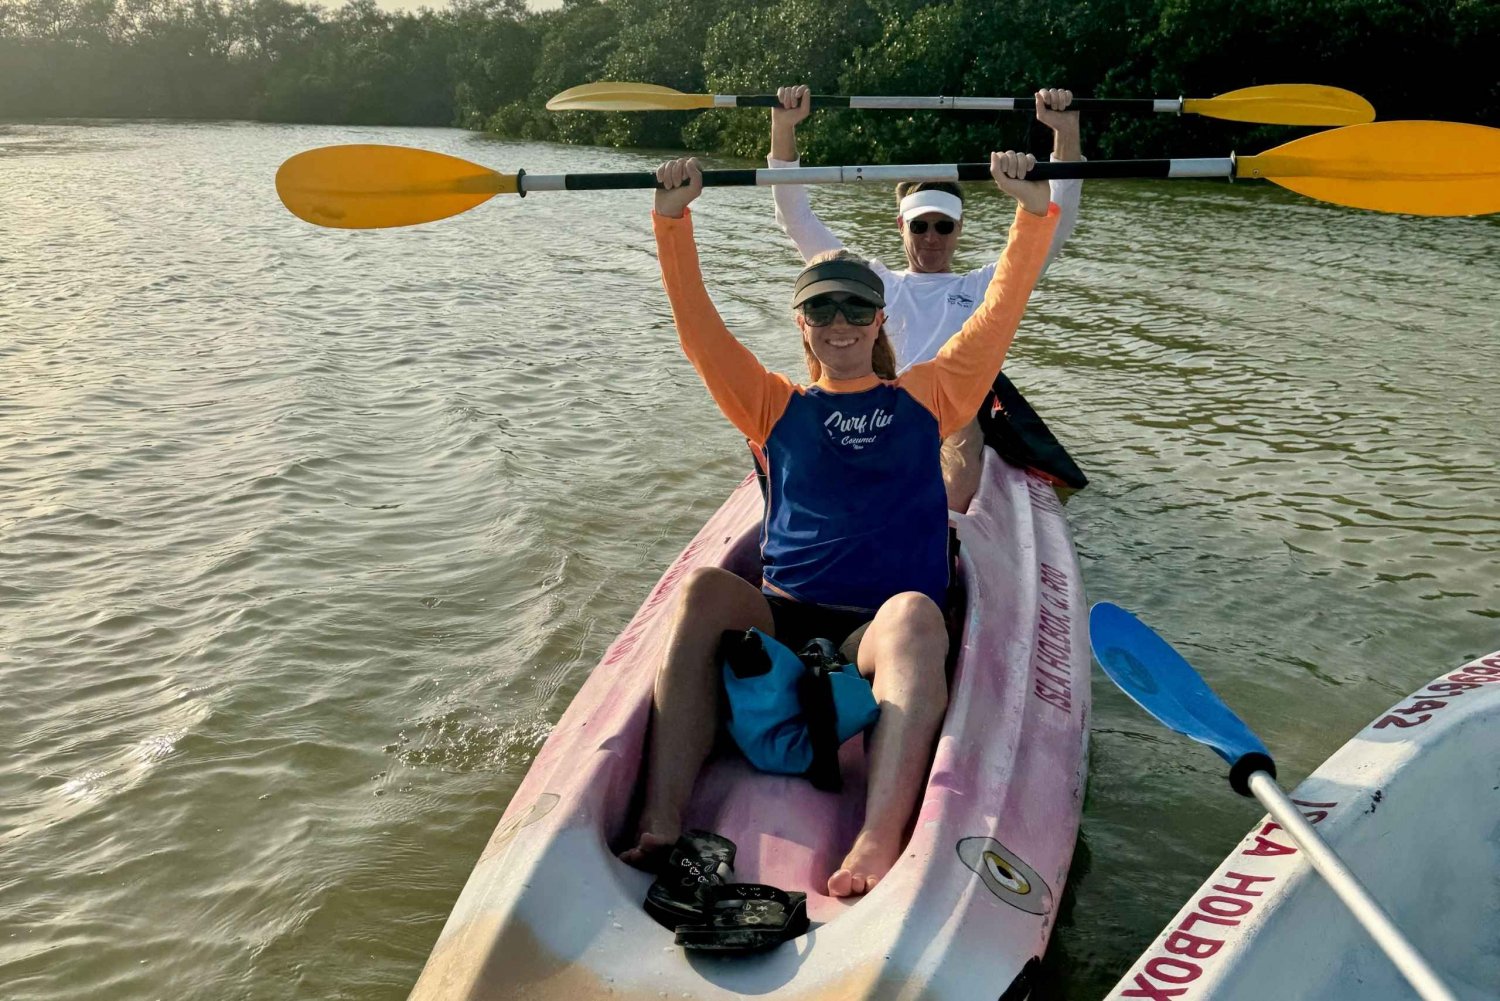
[1088,601,1460,1001]
[274,120,1500,229]
[546,82,1376,127]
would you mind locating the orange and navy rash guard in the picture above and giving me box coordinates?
[654,202,1059,613]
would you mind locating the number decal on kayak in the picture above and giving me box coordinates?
[1370,655,1500,731]
[957,837,1052,915]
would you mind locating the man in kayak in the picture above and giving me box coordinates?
[769,84,1085,508]
[619,153,1057,897]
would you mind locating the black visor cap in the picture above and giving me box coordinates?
[791,259,885,309]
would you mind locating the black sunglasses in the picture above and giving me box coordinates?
[799,296,880,327]
[907,218,956,235]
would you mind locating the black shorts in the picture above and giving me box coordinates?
[765,595,874,655]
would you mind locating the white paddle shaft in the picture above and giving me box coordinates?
[1249,772,1459,1001]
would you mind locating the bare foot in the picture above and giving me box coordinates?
[827,830,901,897]
[619,830,676,871]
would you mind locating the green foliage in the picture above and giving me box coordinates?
[0,0,1494,157]
[447,0,538,127]
[690,0,879,158]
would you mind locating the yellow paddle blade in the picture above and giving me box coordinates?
[1237,121,1500,217]
[1184,84,1375,126]
[545,81,715,112]
[275,145,515,229]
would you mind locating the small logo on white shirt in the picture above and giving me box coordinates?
[946,292,975,308]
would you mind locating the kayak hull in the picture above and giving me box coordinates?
[1105,649,1500,1001]
[410,453,1091,1000]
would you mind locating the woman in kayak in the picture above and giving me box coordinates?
[620,154,1057,897]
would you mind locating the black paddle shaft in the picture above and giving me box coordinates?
[732,95,1164,112]
[547,159,1179,192]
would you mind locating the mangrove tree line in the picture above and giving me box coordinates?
[2,0,1495,159]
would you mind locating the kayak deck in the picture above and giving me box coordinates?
[1106,649,1500,1001]
[409,453,1090,1000]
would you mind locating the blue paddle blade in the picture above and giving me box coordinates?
[1089,602,1275,795]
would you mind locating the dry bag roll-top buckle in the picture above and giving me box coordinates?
[794,638,847,792]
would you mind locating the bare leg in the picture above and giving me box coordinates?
[619,567,773,868]
[828,592,948,897]
[941,416,985,513]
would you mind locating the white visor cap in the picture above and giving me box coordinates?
[899,189,963,224]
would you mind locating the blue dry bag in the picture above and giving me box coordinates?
[719,628,880,791]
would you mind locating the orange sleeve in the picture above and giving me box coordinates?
[654,209,795,446]
[899,202,1060,437]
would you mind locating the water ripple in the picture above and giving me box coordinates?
[1,121,1496,1001]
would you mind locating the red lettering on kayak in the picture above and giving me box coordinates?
[1035,686,1072,712]
[1179,910,1240,932]
[603,538,713,668]
[1036,664,1071,689]
[1036,638,1071,666]
[1038,604,1070,640]
[1290,799,1338,823]
[1039,562,1069,592]
[1235,806,1332,858]
[1143,957,1201,984]
[1374,712,1431,729]
[1124,863,1286,996]
[644,538,706,611]
[1452,672,1500,685]
[1032,673,1070,712]
[1427,681,1482,693]
[1035,634,1070,662]
[1035,652,1072,678]
[1198,895,1253,919]
[1027,477,1063,515]
[1029,562,1075,714]
[1241,821,1297,857]
[1164,929,1223,959]
[1243,835,1295,857]
[1374,659,1500,728]
[1121,974,1188,999]
[602,621,643,667]
[1212,871,1274,897]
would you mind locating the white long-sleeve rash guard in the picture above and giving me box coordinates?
[768,155,1083,373]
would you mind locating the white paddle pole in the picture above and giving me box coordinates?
[1249,773,1458,1001]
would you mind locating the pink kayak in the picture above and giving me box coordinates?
[408,452,1091,1000]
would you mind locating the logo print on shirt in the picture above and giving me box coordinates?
[824,408,894,450]
[947,292,975,308]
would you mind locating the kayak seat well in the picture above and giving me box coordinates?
[616,512,966,922]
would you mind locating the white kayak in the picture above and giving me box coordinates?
[407,453,1091,1000]
[1105,648,1500,1001]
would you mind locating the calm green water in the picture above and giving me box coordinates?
[2,120,1496,1000]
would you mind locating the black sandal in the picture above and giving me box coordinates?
[643,830,737,930]
[674,883,810,953]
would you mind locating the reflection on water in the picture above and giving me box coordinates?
[1,120,1496,1000]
